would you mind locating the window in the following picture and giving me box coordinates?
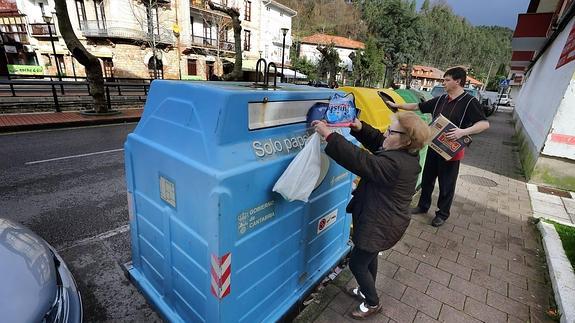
[94,0,106,29]
[187,59,197,75]
[0,17,30,44]
[203,21,212,45]
[39,3,45,17]
[101,57,113,78]
[75,0,87,29]
[148,57,163,79]
[266,6,271,11]
[243,30,251,51]
[244,0,251,21]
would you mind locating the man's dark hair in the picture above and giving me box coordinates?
[444,67,467,87]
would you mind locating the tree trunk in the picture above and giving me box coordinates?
[54,0,107,113]
[208,1,242,81]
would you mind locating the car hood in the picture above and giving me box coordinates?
[0,219,57,323]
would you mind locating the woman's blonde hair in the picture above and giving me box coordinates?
[396,111,432,153]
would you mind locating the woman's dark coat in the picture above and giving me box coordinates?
[325,122,421,252]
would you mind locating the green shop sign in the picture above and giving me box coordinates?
[181,75,206,81]
[7,65,44,75]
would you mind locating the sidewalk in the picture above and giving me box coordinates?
[0,108,143,133]
[307,108,557,323]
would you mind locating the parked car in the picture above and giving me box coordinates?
[0,218,83,323]
[497,93,512,106]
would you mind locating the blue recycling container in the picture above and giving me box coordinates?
[124,81,355,323]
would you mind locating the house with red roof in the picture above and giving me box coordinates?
[298,33,365,83]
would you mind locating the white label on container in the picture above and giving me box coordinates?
[127,191,135,222]
[317,209,338,234]
[159,176,176,208]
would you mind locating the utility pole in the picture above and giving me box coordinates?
[483,61,493,92]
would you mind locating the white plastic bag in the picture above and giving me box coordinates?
[273,133,322,202]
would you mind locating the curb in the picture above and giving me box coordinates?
[537,221,575,323]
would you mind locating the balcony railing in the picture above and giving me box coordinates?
[189,35,234,52]
[79,20,173,44]
[30,23,56,37]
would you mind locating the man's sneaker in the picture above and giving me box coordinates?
[350,302,382,320]
[346,286,366,300]
[431,216,446,227]
[410,206,428,214]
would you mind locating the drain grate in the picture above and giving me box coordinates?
[538,186,572,198]
[502,141,518,146]
[460,175,498,187]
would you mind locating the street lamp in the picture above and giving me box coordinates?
[280,27,288,83]
[43,14,63,85]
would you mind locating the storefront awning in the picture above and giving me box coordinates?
[281,68,307,79]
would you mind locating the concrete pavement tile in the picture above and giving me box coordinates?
[375,275,407,300]
[416,262,452,286]
[408,247,440,267]
[486,290,530,320]
[469,223,496,238]
[464,297,507,323]
[426,281,465,310]
[476,249,509,270]
[529,191,564,205]
[377,259,400,278]
[508,260,546,283]
[449,275,487,302]
[392,240,412,255]
[327,292,356,316]
[413,311,439,323]
[531,199,569,218]
[401,287,441,319]
[314,307,355,323]
[462,236,493,253]
[508,283,548,310]
[456,253,490,273]
[452,225,480,241]
[562,197,575,215]
[492,247,525,265]
[401,233,431,251]
[470,270,508,296]
[394,267,430,293]
[490,265,528,289]
[439,304,482,323]
[438,258,472,281]
[426,243,459,262]
[387,250,419,272]
[378,293,417,323]
[420,231,448,247]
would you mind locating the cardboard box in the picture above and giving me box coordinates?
[428,115,472,160]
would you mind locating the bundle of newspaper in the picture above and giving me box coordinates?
[428,115,472,160]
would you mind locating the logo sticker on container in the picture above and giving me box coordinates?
[317,209,338,234]
[159,175,176,208]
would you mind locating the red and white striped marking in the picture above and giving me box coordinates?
[210,253,231,299]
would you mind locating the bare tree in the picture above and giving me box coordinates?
[130,0,173,79]
[54,0,107,113]
[208,0,242,81]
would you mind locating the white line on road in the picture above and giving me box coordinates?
[25,148,124,165]
[57,224,130,252]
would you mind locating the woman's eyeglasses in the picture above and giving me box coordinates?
[385,128,406,136]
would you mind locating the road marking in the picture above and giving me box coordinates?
[25,148,124,165]
[57,224,130,252]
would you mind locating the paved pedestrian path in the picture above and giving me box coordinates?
[311,108,556,323]
[0,108,142,132]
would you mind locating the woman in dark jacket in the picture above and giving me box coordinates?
[313,111,431,320]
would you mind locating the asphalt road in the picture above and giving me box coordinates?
[0,123,163,322]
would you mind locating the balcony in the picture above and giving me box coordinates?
[29,23,57,37]
[80,20,174,44]
[188,35,234,52]
[190,0,230,20]
[511,12,555,51]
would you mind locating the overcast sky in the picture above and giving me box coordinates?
[415,0,531,29]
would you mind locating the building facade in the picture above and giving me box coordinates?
[298,33,364,84]
[510,0,575,190]
[0,0,295,80]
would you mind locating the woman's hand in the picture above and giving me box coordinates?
[385,100,399,112]
[446,128,467,140]
[311,120,331,140]
[350,118,362,132]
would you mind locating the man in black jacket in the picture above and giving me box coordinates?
[386,67,490,227]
